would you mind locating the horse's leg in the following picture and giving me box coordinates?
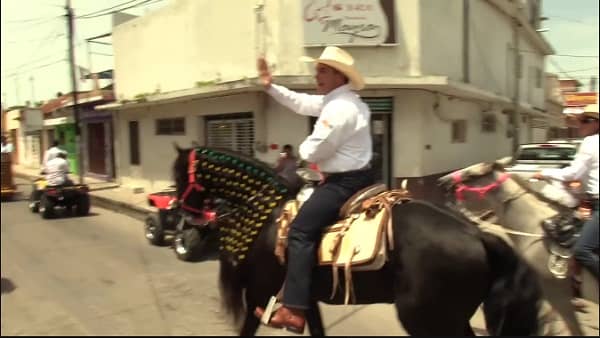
[239,310,261,336]
[463,324,475,336]
[305,300,325,336]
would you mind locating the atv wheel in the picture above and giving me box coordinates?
[145,214,165,246]
[76,195,90,216]
[40,195,55,219]
[29,192,40,213]
[173,228,208,261]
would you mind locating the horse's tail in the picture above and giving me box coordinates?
[218,255,245,325]
[479,231,542,335]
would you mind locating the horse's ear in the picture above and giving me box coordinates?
[494,156,512,170]
[173,142,183,153]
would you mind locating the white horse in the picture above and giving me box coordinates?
[439,160,599,336]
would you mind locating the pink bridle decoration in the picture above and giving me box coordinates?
[452,171,510,201]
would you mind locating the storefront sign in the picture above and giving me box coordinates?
[563,92,597,107]
[44,116,74,127]
[302,0,396,46]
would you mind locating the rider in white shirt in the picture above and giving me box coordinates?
[536,103,599,279]
[43,141,65,166]
[254,46,374,332]
[44,151,72,186]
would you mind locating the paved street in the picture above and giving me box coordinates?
[1,180,488,336]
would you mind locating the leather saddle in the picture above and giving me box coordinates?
[275,183,411,304]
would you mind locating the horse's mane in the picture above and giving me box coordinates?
[176,146,294,265]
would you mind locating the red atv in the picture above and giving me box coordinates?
[144,188,220,261]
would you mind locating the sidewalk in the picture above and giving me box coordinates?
[13,165,154,221]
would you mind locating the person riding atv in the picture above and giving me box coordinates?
[29,151,90,218]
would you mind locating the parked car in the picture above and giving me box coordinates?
[505,142,580,180]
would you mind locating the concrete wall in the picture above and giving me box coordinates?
[113,0,259,101]
[115,93,266,192]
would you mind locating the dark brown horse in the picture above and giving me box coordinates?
[173,146,543,336]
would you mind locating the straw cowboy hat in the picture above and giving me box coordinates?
[300,46,365,90]
[582,103,599,120]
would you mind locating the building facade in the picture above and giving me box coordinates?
[104,0,556,200]
[4,107,44,168]
[41,89,116,178]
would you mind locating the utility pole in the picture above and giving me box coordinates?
[66,0,84,184]
[511,17,521,161]
[29,76,35,105]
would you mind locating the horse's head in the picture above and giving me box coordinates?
[438,159,510,196]
[172,142,192,199]
[173,145,295,265]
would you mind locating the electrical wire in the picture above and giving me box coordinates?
[77,0,162,19]
[76,0,140,19]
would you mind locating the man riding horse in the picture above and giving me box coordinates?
[254,46,375,332]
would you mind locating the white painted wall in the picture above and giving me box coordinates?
[115,93,266,192]
[113,0,259,101]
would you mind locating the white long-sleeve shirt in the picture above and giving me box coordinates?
[43,146,65,166]
[44,157,70,186]
[541,134,599,196]
[267,83,372,173]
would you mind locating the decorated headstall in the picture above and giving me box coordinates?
[180,149,206,214]
[452,171,510,201]
[191,147,289,265]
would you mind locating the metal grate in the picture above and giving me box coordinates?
[206,116,255,156]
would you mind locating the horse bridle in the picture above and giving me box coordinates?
[451,170,544,238]
[180,149,206,214]
[451,169,578,278]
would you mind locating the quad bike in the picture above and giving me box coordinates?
[144,188,222,262]
[29,177,90,219]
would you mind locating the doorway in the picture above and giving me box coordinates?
[87,122,107,175]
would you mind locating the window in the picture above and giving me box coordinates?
[156,117,185,135]
[205,113,254,156]
[536,68,542,88]
[481,114,496,133]
[451,120,467,143]
[129,120,140,165]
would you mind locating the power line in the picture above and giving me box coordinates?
[2,59,67,77]
[77,0,160,19]
[4,34,66,44]
[4,15,62,24]
[3,16,63,31]
[76,0,140,19]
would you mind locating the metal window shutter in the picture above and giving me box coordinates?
[207,118,255,156]
[363,97,393,112]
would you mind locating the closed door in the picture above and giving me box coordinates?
[10,129,18,164]
[87,122,107,175]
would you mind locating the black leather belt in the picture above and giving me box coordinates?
[323,164,372,179]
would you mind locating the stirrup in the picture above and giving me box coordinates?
[260,295,279,325]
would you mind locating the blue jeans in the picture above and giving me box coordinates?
[573,200,599,278]
[283,169,375,309]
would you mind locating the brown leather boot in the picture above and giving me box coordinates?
[254,305,306,334]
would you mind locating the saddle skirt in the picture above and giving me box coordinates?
[275,185,411,304]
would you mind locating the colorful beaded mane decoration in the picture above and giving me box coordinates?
[192,147,291,264]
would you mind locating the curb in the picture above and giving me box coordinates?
[14,171,151,222]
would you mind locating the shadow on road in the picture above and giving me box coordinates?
[1,277,17,295]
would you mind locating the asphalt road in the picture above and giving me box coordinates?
[1,180,488,336]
